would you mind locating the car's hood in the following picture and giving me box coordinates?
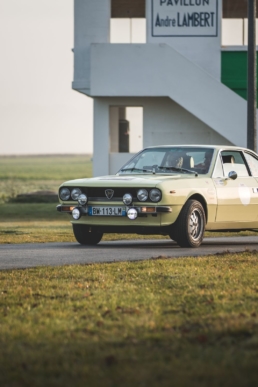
[62,173,197,188]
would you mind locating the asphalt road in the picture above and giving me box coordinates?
[0,236,258,270]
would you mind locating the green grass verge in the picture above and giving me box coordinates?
[0,154,92,203]
[0,252,258,386]
[0,154,92,181]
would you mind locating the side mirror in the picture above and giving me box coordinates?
[228,171,237,180]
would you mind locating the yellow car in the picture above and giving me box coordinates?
[57,145,258,248]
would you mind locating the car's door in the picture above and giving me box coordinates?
[212,150,258,222]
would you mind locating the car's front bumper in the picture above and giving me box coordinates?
[56,203,177,228]
[56,204,172,215]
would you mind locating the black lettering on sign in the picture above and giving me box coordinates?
[177,12,214,27]
[155,13,176,26]
[160,0,210,5]
[155,13,161,26]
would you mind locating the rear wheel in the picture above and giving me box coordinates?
[72,224,103,245]
[174,200,205,248]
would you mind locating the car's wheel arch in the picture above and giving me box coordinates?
[173,198,206,247]
[184,193,208,224]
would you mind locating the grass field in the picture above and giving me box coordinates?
[0,252,258,387]
[0,155,91,243]
[0,154,92,203]
[1,155,258,385]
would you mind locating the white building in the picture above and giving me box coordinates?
[73,0,258,176]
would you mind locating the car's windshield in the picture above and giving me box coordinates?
[118,147,214,175]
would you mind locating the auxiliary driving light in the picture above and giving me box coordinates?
[123,193,133,205]
[127,208,138,220]
[72,208,81,220]
[78,193,87,205]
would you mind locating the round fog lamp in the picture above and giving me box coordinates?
[71,188,82,200]
[78,193,87,205]
[137,189,148,202]
[123,193,133,205]
[72,208,81,220]
[127,208,138,220]
[60,188,70,201]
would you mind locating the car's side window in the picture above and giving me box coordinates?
[212,153,224,177]
[244,152,258,176]
[221,151,249,177]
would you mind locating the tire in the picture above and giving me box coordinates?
[72,224,103,246]
[174,200,206,248]
[168,228,177,242]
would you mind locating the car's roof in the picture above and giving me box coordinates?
[144,145,252,152]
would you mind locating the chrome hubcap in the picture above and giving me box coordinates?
[189,209,202,240]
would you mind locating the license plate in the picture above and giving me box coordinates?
[88,206,126,216]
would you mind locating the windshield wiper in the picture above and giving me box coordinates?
[157,166,198,176]
[120,167,153,173]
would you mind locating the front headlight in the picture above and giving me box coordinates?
[149,189,161,202]
[60,188,70,201]
[137,189,148,202]
[71,188,82,200]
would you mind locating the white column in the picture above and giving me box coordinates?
[93,99,110,177]
[73,0,111,92]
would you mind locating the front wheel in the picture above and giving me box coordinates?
[72,224,103,245]
[174,200,206,248]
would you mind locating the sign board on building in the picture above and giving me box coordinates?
[152,0,218,37]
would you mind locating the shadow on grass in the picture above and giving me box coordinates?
[1,328,258,387]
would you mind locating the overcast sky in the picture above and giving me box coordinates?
[0,0,93,155]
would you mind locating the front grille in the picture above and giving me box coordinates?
[84,187,138,198]
[82,187,149,202]
[60,187,160,202]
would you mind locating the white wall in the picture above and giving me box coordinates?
[109,106,143,154]
[90,43,249,147]
[109,107,119,152]
[110,19,146,43]
[93,98,110,177]
[126,107,143,152]
[73,0,110,92]
[222,19,258,46]
[143,97,232,148]
[222,19,244,46]
[94,97,232,176]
